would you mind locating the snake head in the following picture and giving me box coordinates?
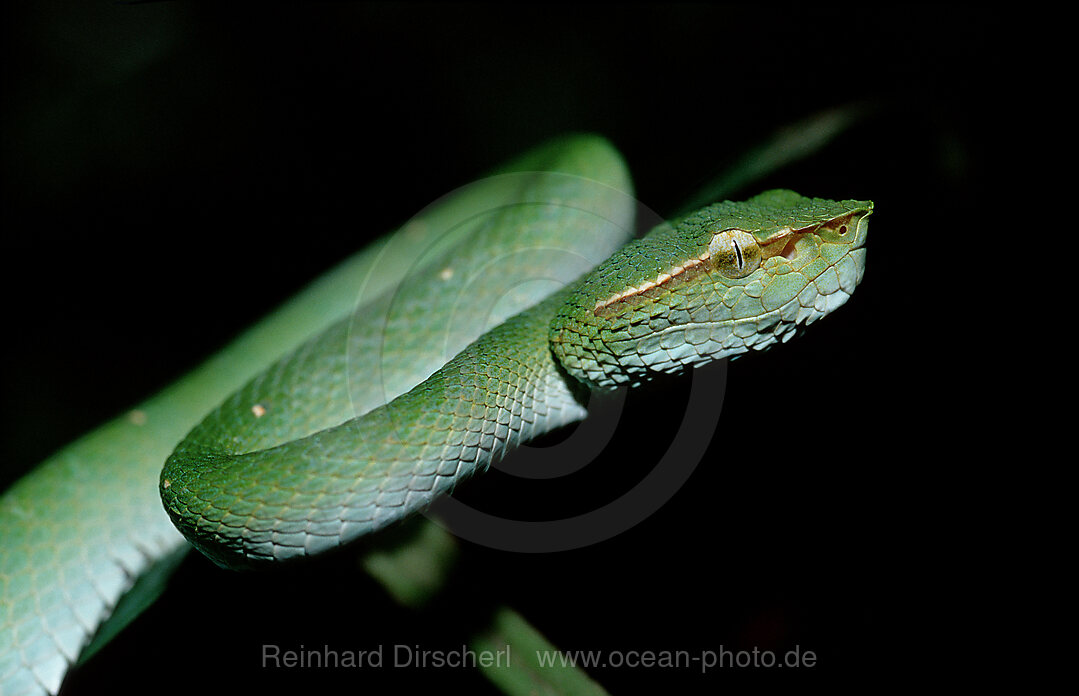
[549,189,873,389]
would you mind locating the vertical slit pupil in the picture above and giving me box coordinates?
[731,238,744,268]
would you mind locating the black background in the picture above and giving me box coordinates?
[2,3,1016,693]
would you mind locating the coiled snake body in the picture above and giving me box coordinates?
[0,135,871,694]
[160,144,872,569]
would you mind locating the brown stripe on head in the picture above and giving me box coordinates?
[592,249,713,317]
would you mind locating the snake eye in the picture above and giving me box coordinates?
[708,229,761,279]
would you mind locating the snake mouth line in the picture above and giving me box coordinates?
[638,247,863,350]
[647,283,853,337]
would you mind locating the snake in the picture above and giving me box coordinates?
[0,135,871,694]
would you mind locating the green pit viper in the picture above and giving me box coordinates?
[0,135,871,694]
